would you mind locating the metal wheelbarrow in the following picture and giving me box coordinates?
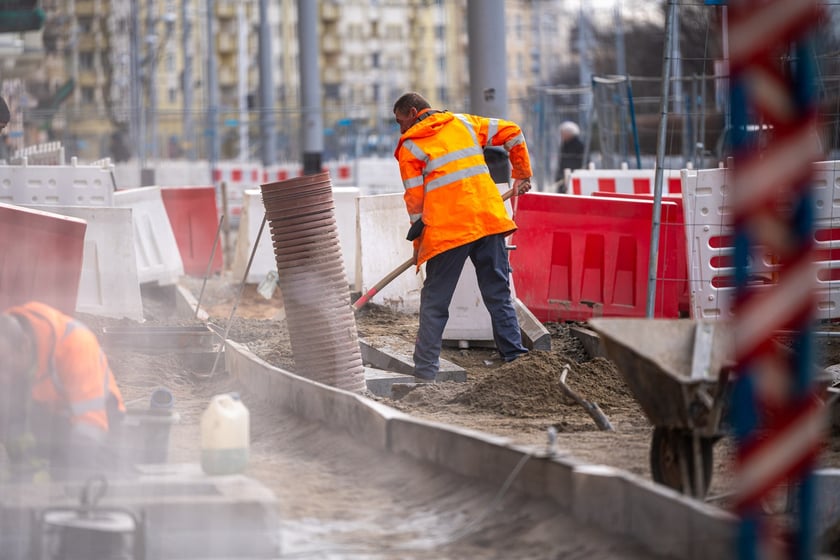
[588,318,734,499]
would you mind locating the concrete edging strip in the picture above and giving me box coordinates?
[220,337,738,557]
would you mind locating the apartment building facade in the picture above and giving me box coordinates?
[7,0,571,162]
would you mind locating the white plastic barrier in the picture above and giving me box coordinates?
[0,159,115,206]
[354,157,403,195]
[682,162,840,321]
[113,161,141,189]
[569,168,684,197]
[26,204,144,320]
[325,160,355,186]
[213,161,263,223]
[11,142,66,165]
[154,160,213,187]
[333,187,359,287]
[233,187,359,286]
[113,187,184,286]
[262,163,302,185]
[231,189,275,284]
[356,193,421,312]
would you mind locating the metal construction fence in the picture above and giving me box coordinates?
[14,72,840,188]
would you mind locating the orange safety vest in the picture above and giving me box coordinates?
[394,110,533,266]
[6,302,125,443]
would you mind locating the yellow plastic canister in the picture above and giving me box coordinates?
[200,393,250,475]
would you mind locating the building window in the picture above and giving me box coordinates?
[169,88,176,103]
[79,52,94,70]
[81,87,95,104]
[324,83,340,100]
[438,86,447,104]
[372,52,380,68]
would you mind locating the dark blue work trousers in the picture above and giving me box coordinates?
[413,233,527,380]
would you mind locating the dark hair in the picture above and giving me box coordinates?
[393,92,430,115]
[0,96,9,125]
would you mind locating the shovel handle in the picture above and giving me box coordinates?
[352,256,415,311]
[352,184,525,312]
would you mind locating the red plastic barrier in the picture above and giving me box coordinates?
[161,186,223,276]
[0,203,86,314]
[509,193,682,322]
[592,191,689,316]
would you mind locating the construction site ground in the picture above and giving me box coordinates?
[77,274,840,558]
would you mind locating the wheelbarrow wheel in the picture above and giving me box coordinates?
[649,427,714,498]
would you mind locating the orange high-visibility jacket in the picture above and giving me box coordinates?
[7,302,125,443]
[394,110,532,266]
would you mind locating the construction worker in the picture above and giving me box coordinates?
[554,121,585,193]
[393,92,532,383]
[0,301,126,481]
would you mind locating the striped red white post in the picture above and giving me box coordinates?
[727,0,826,557]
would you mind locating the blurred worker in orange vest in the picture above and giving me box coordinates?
[0,301,126,481]
[393,92,533,383]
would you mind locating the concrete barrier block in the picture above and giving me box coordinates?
[25,205,143,321]
[114,187,184,286]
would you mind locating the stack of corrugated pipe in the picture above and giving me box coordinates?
[259,171,366,393]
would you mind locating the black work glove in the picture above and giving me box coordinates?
[406,218,425,241]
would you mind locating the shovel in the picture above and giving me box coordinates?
[351,183,525,312]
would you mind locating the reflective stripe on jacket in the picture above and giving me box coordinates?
[394,110,532,266]
[7,302,125,442]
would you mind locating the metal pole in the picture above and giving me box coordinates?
[209,215,267,377]
[195,214,226,319]
[206,0,220,170]
[147,0,157,161]
[129,0,142,165]
[298,0,323,175]
[646,0,676,318]
[614,3,626,78]
[182,0,195,160]
[237,2,248,161]
[258,0,276,166]
[467,0,507,117]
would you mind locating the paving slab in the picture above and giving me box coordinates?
[515,297,552,351]
[359,335,467,382]
[364,365,415,398]
[570,324,607,359]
